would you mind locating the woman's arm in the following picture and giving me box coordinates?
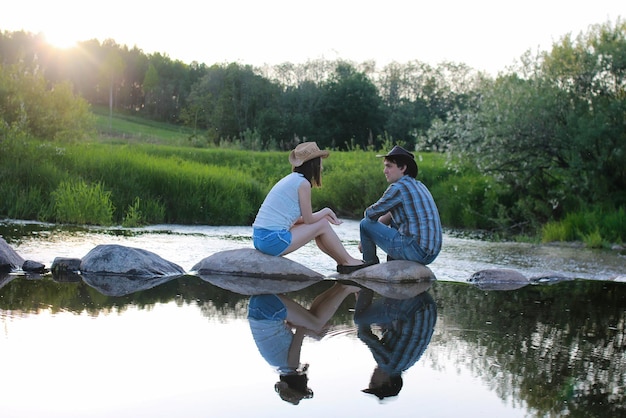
[297,181,341,225]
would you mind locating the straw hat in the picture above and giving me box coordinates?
[289,142,329,167]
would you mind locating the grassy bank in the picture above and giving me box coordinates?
[1,111,623,246]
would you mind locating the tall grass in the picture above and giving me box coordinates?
[2,111,625,244]
[51,180,115,225]
[542,207,626,247]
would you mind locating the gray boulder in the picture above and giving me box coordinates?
[51,257,82,274]
[332,260,436,299]
[334,260,436,283]
[0,237,25,272]
[528,274,573,285]
[192,248,324,280]
[22,260,47,273]
[51,257,83,283]
[468,268,530,291]
[80,244,185,276]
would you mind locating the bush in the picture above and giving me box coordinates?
[51,180,115,225]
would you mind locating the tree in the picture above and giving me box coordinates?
[0,64,94,141]
[438,19,626,228]
[316,63,384,149]
[183,63,282,146]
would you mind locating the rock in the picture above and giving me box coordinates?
[80,244,185,276]
[330,260,435,299]
[0,237,25,272]
[528,274,573,285]
[51,257,82,274]
[468,268,529,291]
[334,260,436,282]
[192,248,324,280]
[22,260,47,273]
[51,257,83,282]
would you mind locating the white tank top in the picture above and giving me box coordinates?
[252,172,307,230]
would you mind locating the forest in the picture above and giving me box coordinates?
[0,19,624,243]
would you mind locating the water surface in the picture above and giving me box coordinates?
[1,220,624,417]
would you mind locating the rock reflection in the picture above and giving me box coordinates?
[247,282,360,405]
[81,272,184,296]
[354,286,436,400]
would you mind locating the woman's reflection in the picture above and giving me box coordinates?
[247,282,360,405]
[354,288,437,400]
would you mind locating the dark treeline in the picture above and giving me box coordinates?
[0,29,482,151]
[1,19,625,240]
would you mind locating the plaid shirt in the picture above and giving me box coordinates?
[365,175,442,256]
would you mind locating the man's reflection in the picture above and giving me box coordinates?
[247,282,360,405]
[354,288,437,400]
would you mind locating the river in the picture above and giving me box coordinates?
[1,219,624,417]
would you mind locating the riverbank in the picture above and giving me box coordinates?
[1,111,624,246]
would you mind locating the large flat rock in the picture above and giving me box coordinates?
[191,248,324,280]
[334,260,436,283]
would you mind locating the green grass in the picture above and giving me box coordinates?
[92,106,195,145]
[2,109,624,245]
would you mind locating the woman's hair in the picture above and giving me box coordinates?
[293,157,323,187]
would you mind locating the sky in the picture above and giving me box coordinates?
[1,0,623,75]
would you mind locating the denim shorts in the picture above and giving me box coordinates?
[253,228,292,256]
[248,294,288,321]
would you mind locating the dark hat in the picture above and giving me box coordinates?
[376,145,415,160]
[376,146,418,178]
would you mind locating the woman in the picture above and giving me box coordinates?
[252,142,369,274]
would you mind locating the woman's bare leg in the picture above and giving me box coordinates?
[278,283,360,333]
[282,219,362,266]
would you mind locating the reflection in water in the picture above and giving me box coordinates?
[247,283,360,405]
[1,229,625,417]
[354,288,436,400]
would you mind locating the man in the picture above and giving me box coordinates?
[360,145,442,265]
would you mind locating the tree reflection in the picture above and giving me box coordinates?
[430,280,626,417]
[1,273,624,416]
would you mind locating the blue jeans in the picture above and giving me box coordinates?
[253,228,292,256]
[359,218,436,265]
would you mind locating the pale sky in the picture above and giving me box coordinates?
[1,0,623,75]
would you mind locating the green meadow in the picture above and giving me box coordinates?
[0,110,493,228]
[1,110,623,247]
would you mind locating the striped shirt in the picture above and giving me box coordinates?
[365,175,442,256]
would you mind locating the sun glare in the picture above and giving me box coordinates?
[44,31,78,49]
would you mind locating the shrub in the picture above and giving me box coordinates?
[51,180,115,225]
